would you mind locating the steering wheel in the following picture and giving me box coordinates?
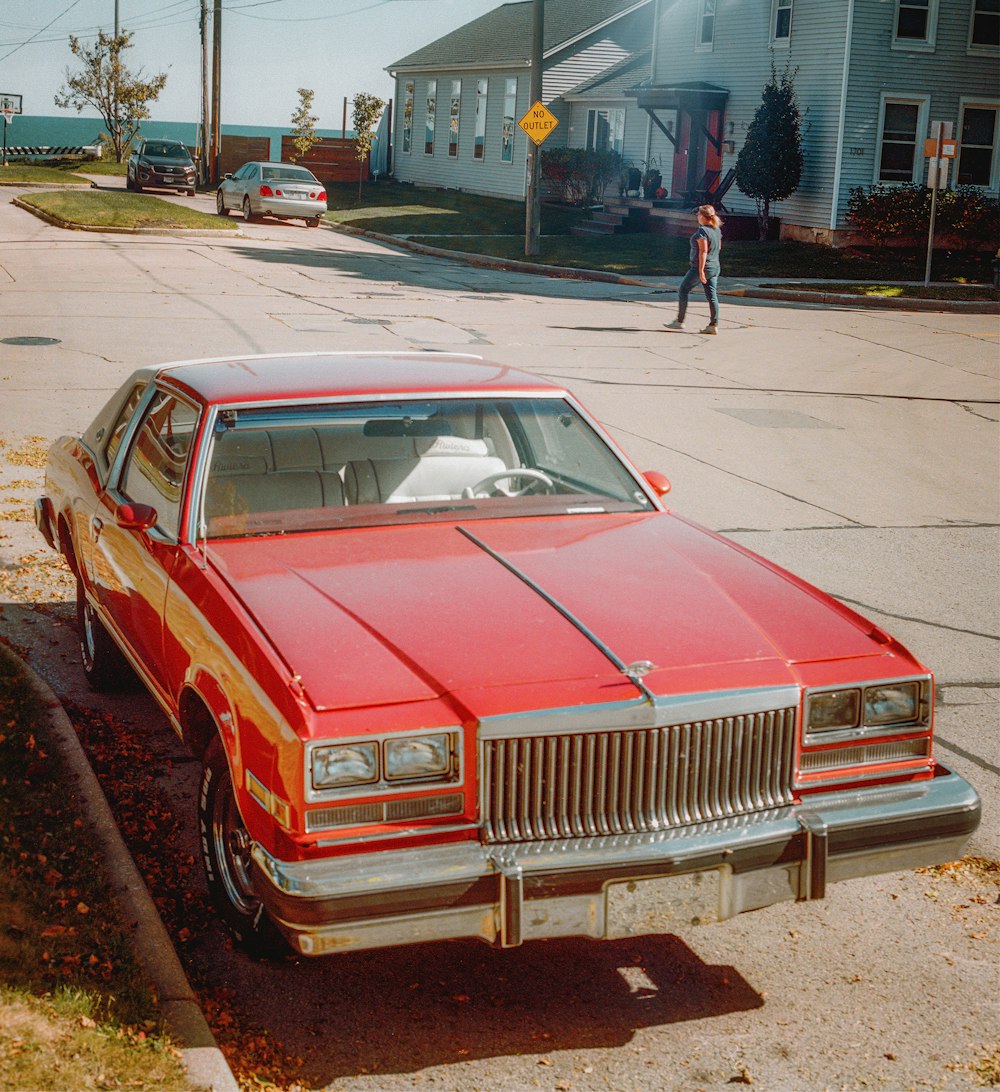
[468,468,555,498]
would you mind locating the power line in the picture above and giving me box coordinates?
[0,0,87,63]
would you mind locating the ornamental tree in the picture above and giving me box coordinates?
[54,31,167,163]
[351,91,385,202]
[290,87,320,163]
[735,66,804,240]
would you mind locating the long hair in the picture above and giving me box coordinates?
[697,204,723,228]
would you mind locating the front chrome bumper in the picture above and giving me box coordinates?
[250,767,980,957]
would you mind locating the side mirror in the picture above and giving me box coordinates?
[223,173,234,180]
[642,470,671,497]
[116,502,158,531]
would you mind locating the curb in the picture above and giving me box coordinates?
[9,195,241,238]
[331,221,650,285]
[0,644,239,1092]
[330,223,998,312]
[727,285,999,314]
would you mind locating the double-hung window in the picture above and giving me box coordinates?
[969,0,1000,52]
[772,0,793,45]
[958,102,999,187]
[697,0,716,49]
[876,95,928,182]
[893,0,938,49]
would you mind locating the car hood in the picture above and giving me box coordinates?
[206,513,899,717]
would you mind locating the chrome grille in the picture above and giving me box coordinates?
[481,708,797,843]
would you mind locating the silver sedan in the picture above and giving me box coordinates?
[216,161,327,227]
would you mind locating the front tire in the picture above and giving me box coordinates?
[199,737,288,959]
[76,577,131,692]
[216,190,229,216]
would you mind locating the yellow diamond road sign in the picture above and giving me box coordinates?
[518,101,559,146]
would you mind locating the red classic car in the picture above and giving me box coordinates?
[35,352,980,958]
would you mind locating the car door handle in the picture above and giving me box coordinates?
[91,516,103,542]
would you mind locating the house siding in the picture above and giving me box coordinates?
[390,3,653,199]
[650,0,998,238]
[392,71,531,199]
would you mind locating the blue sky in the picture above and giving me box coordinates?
[0,0,501,127]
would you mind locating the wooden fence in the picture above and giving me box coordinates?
[279,136,367,184]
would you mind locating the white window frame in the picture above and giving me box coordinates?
[957,98,1000,188]
[501,78,517,165]
[586,108,625,155]
[424,79,436,156]
[696,0,716,51]
[473,78,488,162]
[968,0,1000,54]
[892,0,938,51]
[448,79,461,159]
[401,80,414,155]
[874,93,930,184]
[771,0,793,46]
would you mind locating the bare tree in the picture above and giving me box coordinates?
[54,32,167,163]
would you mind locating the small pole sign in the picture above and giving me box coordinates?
[923,120,956,287]
[518,101,559,146]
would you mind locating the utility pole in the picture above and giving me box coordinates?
[199,0,211,186]
[524,0,543,256]
[210,0,221,183]
[114,0,119,35]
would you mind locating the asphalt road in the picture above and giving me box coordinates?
[0,186,997,1091]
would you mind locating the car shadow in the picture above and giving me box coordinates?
[219,932,762,1084]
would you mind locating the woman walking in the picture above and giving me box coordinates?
[666,204,723,335]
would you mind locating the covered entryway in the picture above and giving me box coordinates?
[633,82,728,203]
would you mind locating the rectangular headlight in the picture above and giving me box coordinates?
[807,689,860,733]
[865,682,919,726]
[311,742,378,790]
[385,733,453,781]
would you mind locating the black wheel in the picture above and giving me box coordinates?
[75,577,131,691]
[216,190,229,216]
[187,187,196,197]
[125,174,134,191]
[134,179,142,193]
[242,196,255,223]
[307,216,321,228]
[199,736,288,959]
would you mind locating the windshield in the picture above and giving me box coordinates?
[200,397,652,538]
[143,142,191,159]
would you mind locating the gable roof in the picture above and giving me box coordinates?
[387,0,651,72]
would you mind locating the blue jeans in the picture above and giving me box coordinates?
[677,266,719,326]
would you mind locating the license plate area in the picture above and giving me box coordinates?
[605,870,722,938]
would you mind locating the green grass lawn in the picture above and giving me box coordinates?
[0,163,93,185]
[761,281,999,301]
[20,189,238,231]
[326,180,994,286]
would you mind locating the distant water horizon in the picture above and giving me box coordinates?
[3,114,353,160]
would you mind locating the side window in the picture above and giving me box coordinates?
[697,0,717,49]
[121,392,198,539]
[449,79,462,158]
[104,383,147,470]
[501,78,517,164]
[876,97,927,182]
[402,80,414,154]
[425,80,437,155]
[969,0,1000,50]
[893,0,938,48]
[772,0,793,44]
[958,104,999,186]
